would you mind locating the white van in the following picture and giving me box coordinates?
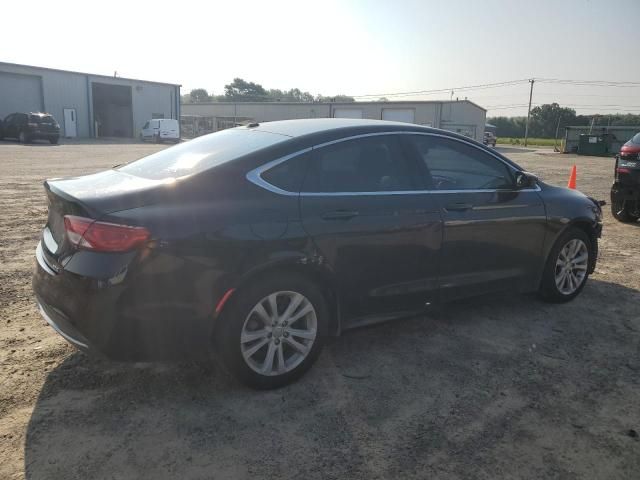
[140,119,180,143]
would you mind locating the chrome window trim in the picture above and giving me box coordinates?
[245,131,541,196]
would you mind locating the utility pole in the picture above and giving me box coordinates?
[524,79,535,147]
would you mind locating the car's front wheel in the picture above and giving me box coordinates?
[539,227,591,303]
[217,273,327,389]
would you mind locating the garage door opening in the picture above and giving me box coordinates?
[91,83,133,137]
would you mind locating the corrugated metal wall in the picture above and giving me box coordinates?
[181,101,486,141]
[0,63,179,138]
[0,71,44,120]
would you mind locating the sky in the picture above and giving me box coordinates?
[2,0,640,116]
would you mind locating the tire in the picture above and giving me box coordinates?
[611,200,639,223]
[539,227,592,303]
[216,272,328,389]
[19,131,29,144]
[155,134,161,144]
[49,136,59,145]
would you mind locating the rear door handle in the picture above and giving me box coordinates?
[322,210,359,220]
[445,202,473,212]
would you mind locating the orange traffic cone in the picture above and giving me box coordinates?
[567,165,577,189]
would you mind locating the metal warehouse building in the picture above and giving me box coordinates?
[181,100,486,142]
[0,62,180,138]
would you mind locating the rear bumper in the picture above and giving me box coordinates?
[611,181,640,203]
[33,241,216,361]
[27,129,59,140]
[35,296,93,353]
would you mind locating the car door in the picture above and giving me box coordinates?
[404,134,546,301]
[299,133,442,324]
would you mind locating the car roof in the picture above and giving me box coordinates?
[243,118,439,138]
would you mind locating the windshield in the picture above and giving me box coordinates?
[118,128,289,180]
[632,133,640,144]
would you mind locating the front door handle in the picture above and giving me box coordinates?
[445,202,473,212]
[322,210,359,220]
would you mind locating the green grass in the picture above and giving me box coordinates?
[496,137,560,147]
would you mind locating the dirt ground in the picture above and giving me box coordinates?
[0,140,638,480]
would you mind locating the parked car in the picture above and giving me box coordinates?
[483,131,497,147]
[0,112,60,144]
[140,118,180,143]
[611,132,640,222]
[33,119,602,388]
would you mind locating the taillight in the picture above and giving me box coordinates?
[617,167,631,174]
[63,215,150,252]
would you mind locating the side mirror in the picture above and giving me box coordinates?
[515,171,538,189]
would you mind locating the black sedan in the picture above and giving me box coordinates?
[33,119,602,388]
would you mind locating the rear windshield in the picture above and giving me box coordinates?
[632,133,640,144]
[118,128,289,180]
[30,115,56,125]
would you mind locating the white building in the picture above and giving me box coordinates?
[181,99,486,141]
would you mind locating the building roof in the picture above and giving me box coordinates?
[0,61,181,87]
[184,99,486,111]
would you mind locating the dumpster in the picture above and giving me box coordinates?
[578,133,612,156]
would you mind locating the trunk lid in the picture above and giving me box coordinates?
[42,169,173,264]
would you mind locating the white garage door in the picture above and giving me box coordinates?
[0,72,43,119]
[382,108,415,123]
[333,108,362,119]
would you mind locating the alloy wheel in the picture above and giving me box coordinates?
[554,238,588,295]
[240,291,317,376]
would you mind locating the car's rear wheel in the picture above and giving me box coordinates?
[49,136,59,145]
[611,200,639,223]
[217,273,327,389]
[539,227,591,303]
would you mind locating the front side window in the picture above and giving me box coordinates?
[408,135,514,190]
[304,136,416,193]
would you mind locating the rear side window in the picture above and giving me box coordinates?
[304,136,416,193]
[30,115,57,125]
[118,128,289,180]
[261,153,309,192]
[408,135,514,190]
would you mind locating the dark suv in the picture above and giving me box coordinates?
[1,112,60,144]
[611,132,640,222]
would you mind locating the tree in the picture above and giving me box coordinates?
[267,88,315,102]
[189,88,212,103]
[224,78,268,101]
[487,116,527,137]
[529,103,576,138]
[315,94,355,103]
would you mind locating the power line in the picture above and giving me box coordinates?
[350,79,530,99]
[537,78,640,87]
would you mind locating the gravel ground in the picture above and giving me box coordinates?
[0,140,638,480]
